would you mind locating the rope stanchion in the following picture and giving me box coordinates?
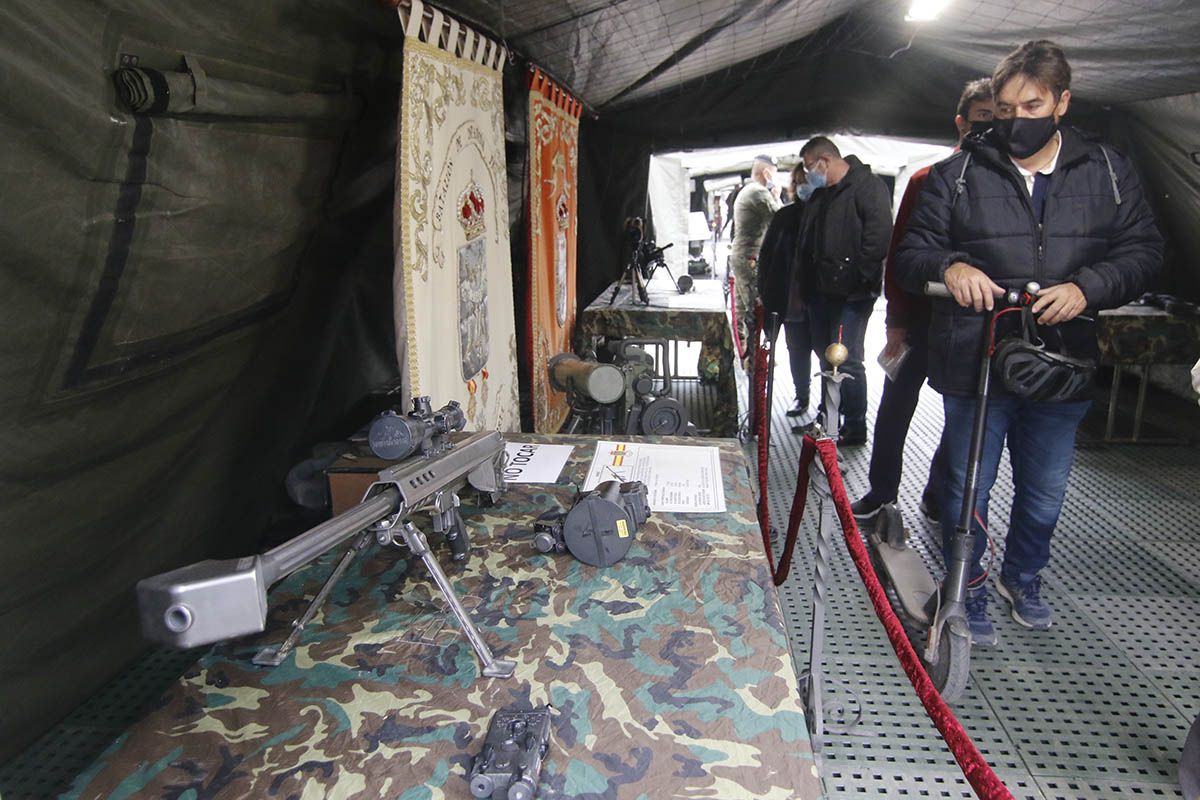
[807,434,1015,800]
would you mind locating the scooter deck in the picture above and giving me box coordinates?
[871,535,936,627]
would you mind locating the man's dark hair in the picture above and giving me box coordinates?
[956,78,992,119]
[800,136,840,161]
[993,40,1071,99]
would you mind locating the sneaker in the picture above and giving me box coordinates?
[997,574,1052,630]
[965,586,998,647]
[785,401,808,418]
[851,495,885,520]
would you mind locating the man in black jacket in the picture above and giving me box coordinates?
[796,137,893,444]
[895,41,1162,644]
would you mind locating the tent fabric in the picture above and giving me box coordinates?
[1110,91,1200,301]
[526,70,582,433]
[441,0,1200,111]
[112,64,363,120]
[0,0,402,760]
[646,155,691,276]
[393,1,519,431]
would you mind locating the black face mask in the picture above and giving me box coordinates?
[994,115,1058,159]
[969,119,993,135]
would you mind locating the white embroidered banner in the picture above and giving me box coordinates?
[394,0,518,431]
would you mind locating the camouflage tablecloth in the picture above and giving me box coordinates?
[67,435,822,800]
[1096,304,1200,365]
[577,280,738,437]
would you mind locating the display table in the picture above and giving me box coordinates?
[67,435,822,799]
[1096,304,1200,441]
[577,277,739,437]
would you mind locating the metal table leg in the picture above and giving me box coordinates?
[1105,365,1123,441]
[1133,364,1150,442]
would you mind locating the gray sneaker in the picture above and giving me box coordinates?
[997,574,1052,630]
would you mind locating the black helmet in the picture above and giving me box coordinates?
[993,337,1095,403]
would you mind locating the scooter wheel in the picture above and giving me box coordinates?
[925,628,971,704]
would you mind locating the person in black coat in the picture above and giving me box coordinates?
[894,40,1163,645]
[757,162,816,425]
[795,137,894,443]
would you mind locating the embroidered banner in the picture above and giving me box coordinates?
[527,69,583,433]
[394,0,518,431]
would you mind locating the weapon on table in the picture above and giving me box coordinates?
[468,706,553,800]
[136,396,517,679]
[549,338,695,436]
[533,480,650,567]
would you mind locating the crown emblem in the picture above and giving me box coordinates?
[458,182,486,241]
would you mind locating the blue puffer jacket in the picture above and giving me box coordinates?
[894,126,1164,397]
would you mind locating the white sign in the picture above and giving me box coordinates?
[503,442,574,484]
[583,441,726,514]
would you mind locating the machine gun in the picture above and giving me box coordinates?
[136,396,517,679]
[608,219,687,305]
[549,338,695,436]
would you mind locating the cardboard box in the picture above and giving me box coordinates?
[326,455,394,515]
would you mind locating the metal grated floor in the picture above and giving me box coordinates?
[0,649,198,799]
[756,299,1200,799]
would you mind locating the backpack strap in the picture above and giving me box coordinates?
[953,151,972,204]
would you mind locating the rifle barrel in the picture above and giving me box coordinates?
[260,487,399,585]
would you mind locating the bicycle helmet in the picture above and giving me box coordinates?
[992,336,1095,402]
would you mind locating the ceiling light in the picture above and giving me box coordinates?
[906,0,951,21]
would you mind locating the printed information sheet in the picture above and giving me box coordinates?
[582,441,726,513]
[503,442,574,483]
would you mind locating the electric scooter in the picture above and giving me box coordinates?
[866,280,1036,702]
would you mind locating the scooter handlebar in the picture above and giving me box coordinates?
[924,281,1029,308]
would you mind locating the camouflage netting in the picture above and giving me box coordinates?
[67,436,823,799]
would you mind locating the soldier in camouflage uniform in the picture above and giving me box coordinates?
[730,155,782,361]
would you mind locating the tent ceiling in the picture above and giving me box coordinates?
[443,0,1200,109]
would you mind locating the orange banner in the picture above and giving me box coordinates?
[527,68,582,433]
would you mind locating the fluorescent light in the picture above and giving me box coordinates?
[906,0,951,21]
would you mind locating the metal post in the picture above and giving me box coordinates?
[805,460,835,752]
[1105,365,1123,441]
[803,365,848,751]
[1133,365,1150,442]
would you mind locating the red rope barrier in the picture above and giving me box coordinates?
[729,275,744,360]
[753,304,771,544]
[806,435,1015,800]
[771,437,816,585]
[749,301,816,587]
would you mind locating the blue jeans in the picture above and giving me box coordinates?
[940,395,1091,583]
[809,296,873,430]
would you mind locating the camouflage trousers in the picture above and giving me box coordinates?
[730,251,759,362]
